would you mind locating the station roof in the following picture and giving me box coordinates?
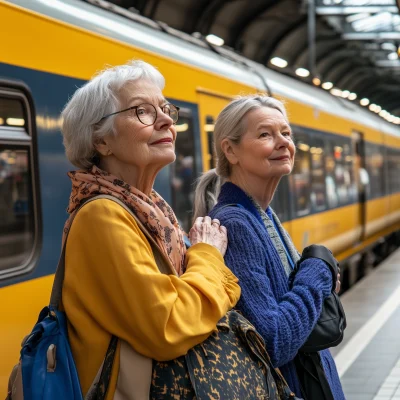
[88,0,400,119]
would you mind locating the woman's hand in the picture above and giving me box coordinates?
[189,216,228,256]
[336,269,341,294]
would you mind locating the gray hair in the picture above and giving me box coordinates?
[193,94,288,219]
[61,60,165,169]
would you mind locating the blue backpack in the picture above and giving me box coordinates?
[6,197,116,400]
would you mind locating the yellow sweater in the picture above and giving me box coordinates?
[62,199,240,397]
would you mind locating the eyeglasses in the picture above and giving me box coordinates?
[99,103,180,126]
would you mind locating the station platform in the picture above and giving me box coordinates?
[332,248,400,400]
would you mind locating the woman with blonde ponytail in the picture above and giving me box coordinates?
[194,94,345,400]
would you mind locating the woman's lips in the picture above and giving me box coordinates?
[270,156,290,161]
[151,138,173,145]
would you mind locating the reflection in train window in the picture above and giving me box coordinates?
[0,147,34,272]
[365,142,385,199]
[171,113,196,232]
[325,138,356,208]
[0,97,26,127]
[388,148,400,194]
[292,133,311,217]
[309,138,326,212]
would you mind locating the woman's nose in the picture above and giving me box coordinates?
[276,134,290,148]
[154,108,174,131]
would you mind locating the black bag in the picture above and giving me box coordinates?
[291,245,347,400]
[295,352,334,400]
[291,244,347,352]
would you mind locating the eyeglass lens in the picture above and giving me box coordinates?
[135,103,179,125]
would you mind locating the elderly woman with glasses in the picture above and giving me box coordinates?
[61,60,240,398]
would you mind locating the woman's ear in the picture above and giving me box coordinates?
[221,138,239,165]
[94,137,112,156]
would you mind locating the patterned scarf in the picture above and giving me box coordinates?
[64,165,186,275]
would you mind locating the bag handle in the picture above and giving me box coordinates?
[49,194,175,399]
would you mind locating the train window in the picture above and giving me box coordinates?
[292,132,311,217]
[171,111,197,232]
[309,137,326,212]
[0,97,26,128]
[0,147,34,272]
[365,142,385,199]
[386,148,400,195]
[271,175,291,222]
[0,89,40,280]
[325,138,355,208]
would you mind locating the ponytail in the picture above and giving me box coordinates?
[193,169,223,221]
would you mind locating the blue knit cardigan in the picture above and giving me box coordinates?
[210,182,345,400]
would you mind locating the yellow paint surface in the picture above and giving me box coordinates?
[0,275,54,395]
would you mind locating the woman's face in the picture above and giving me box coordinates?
[103,79,177,174]
[232,107,295,180]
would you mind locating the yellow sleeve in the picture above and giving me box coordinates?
[63,199,240,361]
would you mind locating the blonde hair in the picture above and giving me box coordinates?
[193,94,287,219]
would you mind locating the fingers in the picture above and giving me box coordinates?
[212,218,220,228]
[336,272,341,293]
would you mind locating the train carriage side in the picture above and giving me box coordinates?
[1,0,400,395]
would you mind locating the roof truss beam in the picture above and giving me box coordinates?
[316,6,398,15]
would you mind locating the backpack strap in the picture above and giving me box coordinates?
[49,194,175,399]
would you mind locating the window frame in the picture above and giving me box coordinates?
[0,80,42,281]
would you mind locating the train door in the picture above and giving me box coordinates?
[196,88,233,171]
[352,131,367,243]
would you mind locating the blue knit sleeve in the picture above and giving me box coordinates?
[222,215,333,367]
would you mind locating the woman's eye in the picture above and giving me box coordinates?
[260,132,270,138]
[283,132,291,137]
[137,108,147,115]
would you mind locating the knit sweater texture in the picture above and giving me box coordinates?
[210,182,345,400]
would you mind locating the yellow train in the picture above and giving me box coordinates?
[1,0,399,394]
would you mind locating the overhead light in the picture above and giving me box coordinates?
[295,68,310,77]
[0,118,3,125]
[381,42,397,52]
[341,90,350,98]
[204,124,214,132]
[387,115,396,122]
[388,52,398,60]
[6,118,25,126]
[313,77,321,86]
[360,98,370,106]
[175,123,189,133]
[348,93,357,101]
[270,57,288,68]
[375,105,382,113]
[369,103,377,111]
[330,88,342,96]
[205,34,224,46]
[322,82,333,90]
[379,110,388,117]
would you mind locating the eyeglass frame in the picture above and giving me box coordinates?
[99,102,180,125]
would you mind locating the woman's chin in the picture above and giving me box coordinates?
[156,152,176,167]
